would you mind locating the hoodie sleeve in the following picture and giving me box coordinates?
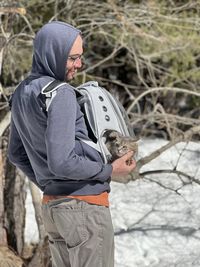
[8,118,44,190]
[45,87,112,181]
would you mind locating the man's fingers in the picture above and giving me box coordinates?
[128,159,136,170]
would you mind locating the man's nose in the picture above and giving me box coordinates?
[74,58,82,68]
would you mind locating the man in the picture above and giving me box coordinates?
[8,21,136,267]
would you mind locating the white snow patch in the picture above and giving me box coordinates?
[25,138,200,267]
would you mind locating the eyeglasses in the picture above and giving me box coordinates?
[67,54,82,64]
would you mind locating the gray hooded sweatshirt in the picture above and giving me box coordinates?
[8,21,112,195]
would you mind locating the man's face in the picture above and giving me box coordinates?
[65,35,83,81]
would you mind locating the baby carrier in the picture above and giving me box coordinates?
[42,80,134,163]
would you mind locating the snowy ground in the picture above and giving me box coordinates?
[25,139,200,267]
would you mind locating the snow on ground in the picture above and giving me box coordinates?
[25,188,39,243]
[25,139,200,267]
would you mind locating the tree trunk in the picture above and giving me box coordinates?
[0,130,25,266]
[4,158,26,256]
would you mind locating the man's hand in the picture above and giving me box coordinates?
[111,151,136,180]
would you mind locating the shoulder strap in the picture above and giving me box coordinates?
[41,80,66,111]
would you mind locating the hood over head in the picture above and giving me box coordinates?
[31,21,81,81]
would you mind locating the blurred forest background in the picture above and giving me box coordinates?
[0,0,200,266]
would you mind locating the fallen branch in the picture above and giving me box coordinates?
[141,169,199,184]
[136,125,200,171]
[123,125,200,183]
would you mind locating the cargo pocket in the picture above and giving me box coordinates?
[65,223,90,267]
[51,200,89,250]
[48,238,70,267]
[67,224,89,249]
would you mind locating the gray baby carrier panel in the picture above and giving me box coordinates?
[41,80,133,163]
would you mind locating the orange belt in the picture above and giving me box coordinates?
[42,191,109,207]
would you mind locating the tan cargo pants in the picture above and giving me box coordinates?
[42,198,114,267]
